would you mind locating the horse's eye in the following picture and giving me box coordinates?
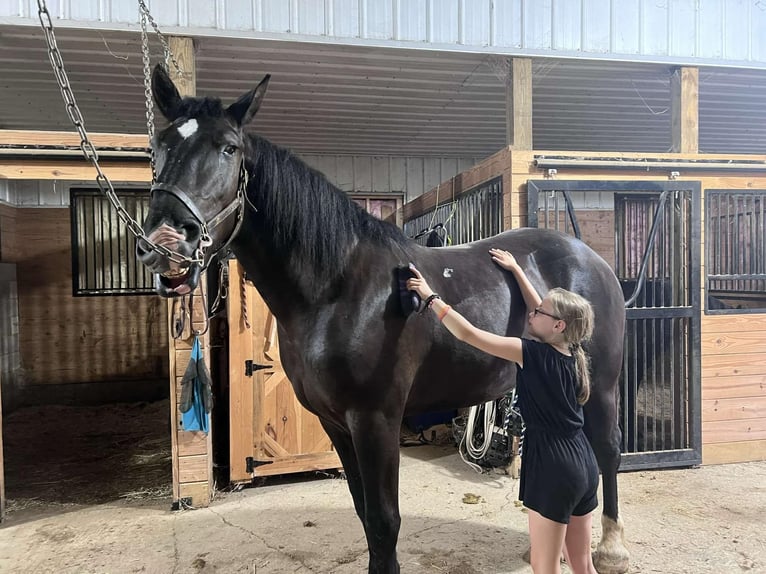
[222,144,237,156]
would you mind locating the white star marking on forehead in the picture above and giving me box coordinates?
[177,119,198,139]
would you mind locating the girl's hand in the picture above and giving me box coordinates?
[489,248,519,271]
[406,264,434,299]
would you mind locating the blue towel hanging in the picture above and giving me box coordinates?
[180,335,212,433]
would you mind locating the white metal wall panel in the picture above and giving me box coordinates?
[611,2,641,54]
[669,0,697,58]
[641,1,670,56]
[331,0,361,37]
[492,0,522,48]
[296,0,326,36]
[429,0,459,44]
[398,0,427,42]
[751,1,766,61]
[582,0,610,53]
[723,0,750,60]
[188,0,217,30]
[363,0,393,40]
[3,156,477,206]
[524,0,552,50]
[699,0,724,58]
[223,0,255,30]
[551,0,581,52]
[261,0,291,33]
[6,0,766,67]
[463,0,491,47]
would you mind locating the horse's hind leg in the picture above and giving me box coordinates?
[585,383,630,574]
[347,409,403,574]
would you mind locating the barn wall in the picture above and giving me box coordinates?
[405,148,766,465]
[8,205,168,405]
[6,0,766,68]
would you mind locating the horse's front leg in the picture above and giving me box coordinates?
[319,418,366,525]
[347,409,403,574]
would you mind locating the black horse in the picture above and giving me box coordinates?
[137,65,630,574]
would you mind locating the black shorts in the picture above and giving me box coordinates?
[518,431,599,524]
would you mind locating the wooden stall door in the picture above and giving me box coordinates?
[228,261,341,481]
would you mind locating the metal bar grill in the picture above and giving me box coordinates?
[70,188,154,296]
[526,179,701,471]
[706,190,766,313]
[403,177,503,246]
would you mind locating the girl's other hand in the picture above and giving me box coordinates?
[489,248,519,271]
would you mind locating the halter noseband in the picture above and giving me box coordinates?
[149,161,250,269]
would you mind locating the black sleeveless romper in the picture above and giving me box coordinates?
[516,339,599,524]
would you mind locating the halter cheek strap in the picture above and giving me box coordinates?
[150,162,249,268]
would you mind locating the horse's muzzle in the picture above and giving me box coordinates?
[136,224,202,297]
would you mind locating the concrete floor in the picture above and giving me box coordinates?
[1,443,763,574]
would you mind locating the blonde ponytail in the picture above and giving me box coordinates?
[548,288,595,405]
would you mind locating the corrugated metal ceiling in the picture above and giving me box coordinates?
[1,24,766,157]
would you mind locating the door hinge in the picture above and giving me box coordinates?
[246,456,274,473]
[244,359,270,376]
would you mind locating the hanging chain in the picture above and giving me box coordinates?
[36,0,199,266]
[138,0,185,183]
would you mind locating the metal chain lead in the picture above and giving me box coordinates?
[36,0,199,266]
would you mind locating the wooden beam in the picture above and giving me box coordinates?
[0,129,148,149]
[168,36,196,97]
[0,159,150,181]
[506,58,532,150]
[163,35,213,508]
[671,67,699,153]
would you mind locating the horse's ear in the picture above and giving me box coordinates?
[226,74,271,127]
[152,64,182,122]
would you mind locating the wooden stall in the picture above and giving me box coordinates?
[394,147,766,467]
[226,261,341,481]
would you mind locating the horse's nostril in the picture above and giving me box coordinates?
[136,239,150,257]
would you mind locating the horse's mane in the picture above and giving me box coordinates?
[245,134,410,286]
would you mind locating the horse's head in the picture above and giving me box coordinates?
[135,64,270,296]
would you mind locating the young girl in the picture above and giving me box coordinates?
[407,248,600,574]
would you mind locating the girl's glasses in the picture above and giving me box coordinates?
[533,307,562,321]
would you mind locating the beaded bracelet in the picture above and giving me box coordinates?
[437,305,452,322]
[420,293,441,313]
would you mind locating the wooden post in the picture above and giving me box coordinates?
[671,67,699,153]
[506,58,533,150]
[163,36,213,509]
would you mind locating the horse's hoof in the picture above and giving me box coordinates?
[593,548,630,574]
[594,515,630,574]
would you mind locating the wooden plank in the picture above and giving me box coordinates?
[178,454,209,483]
[701,331,766,355]
[510,58,532,149]
[702,439,766,464]
[701,314,766,334]
[0,129,149,149]
[702,396,766,422]
[702,353,766,377]
[702,374,766,400]
[227,260,255,482]
[0,159,150,181]
[702,418,766,444]
[167,300,180,502]
[178,481,211,507]
[177,429,209,457]
[671,67,699,154]
[252,451,342,478]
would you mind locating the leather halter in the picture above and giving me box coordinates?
[150,162,249,269]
